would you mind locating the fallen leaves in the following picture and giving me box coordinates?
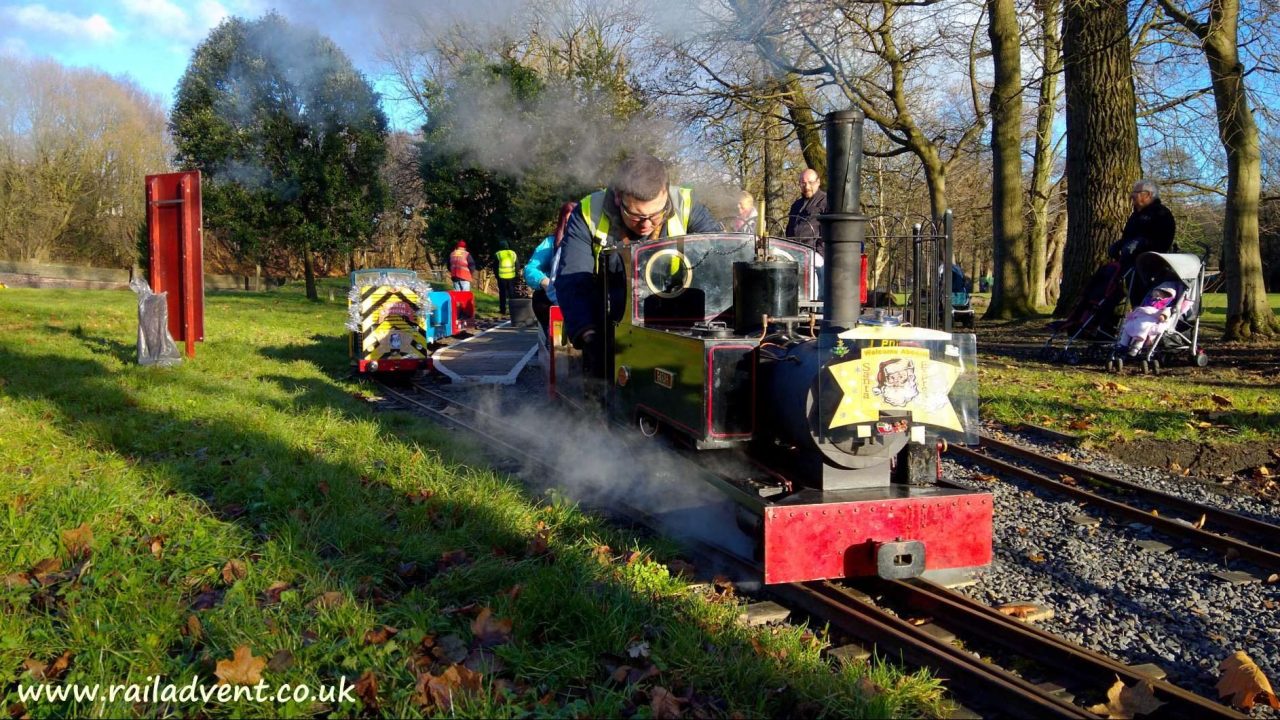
[972,472,999,483]
[214,645,266,686]
[353,670,379,711]
[470,608,513,647]
[221,559,247,585]
[308,591,345,610]
[267,649,294,673]
[61,523,93,560]
[1088,676,1165,718]
[144,535,166,559]
[526,521,552,557]
[1210,393,1234,408]
[1217,651,1280,710]
[364,625,399,645]
[23,651,72,682]
[650,686,684,719]
[414,664,483,712]
[996,603,1039,619]
[260,581,291,606]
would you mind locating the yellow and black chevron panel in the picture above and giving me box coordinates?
[349,285,429,363]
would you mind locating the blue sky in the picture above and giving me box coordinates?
[0,1,426,129]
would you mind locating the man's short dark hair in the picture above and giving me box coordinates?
[612,155,668,202]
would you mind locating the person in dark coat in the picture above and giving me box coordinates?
[785,168,828,244]
[1108,179,1177,268]
[786,168,829,299]
[554,155,722,381]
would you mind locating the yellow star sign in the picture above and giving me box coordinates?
[827,345,963,431]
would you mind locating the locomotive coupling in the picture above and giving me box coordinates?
[874,540,926,579]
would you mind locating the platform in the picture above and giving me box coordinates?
[431,321,540,384]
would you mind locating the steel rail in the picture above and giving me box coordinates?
[981,434,1280,546]
[949,444,1280,571]
[862,578,1244,719]
[775,582,1098,719]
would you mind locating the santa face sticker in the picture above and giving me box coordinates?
[874,358,919,407]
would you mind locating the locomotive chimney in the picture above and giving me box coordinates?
[819,109,866,332]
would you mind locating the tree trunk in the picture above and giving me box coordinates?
[782,74,826,181]
[303,242,317,300]
[1157,0,1277,339]
[1044,183,1069,306]
[1054,0,1142,316]
[1028,0,1061,307]
[984,0,1035,318]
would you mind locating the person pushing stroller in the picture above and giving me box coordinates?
[1043,180,1176,360]
[1109,179,1177,270]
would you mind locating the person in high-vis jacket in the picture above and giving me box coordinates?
[554,155,721,382]
[494,240,518,315]
[449,241,475,291]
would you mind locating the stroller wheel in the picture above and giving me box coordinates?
[1063,349,1081,366]
[1150,358,1161,376]
[1195,352,1209,368]
[1113,356,1124,374]
[1038,346,1059,362]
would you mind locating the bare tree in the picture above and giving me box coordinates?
[984,0,1034,317]
[0,57,170,266]
[1154,0,1279,339]
[739,0,990,222]
[1027,0,1064,307]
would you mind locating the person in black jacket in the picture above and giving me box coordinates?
[1108,179,1176,268]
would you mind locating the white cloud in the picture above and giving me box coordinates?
[2,4,118,42]
[117,0,234,43]
[194,0,229,28]
[121,0,188,31]
[1,35,31,55]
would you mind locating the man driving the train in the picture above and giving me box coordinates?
[555,154,722,381]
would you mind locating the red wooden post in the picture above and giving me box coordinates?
[145,171,204,357]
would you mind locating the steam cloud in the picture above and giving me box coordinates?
[466,381,759,582]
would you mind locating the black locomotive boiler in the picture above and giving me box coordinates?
[550,110,993,585]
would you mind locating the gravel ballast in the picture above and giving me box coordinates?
[949,423,1280,714]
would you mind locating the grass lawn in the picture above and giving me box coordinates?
[973,293,1280,450]
[1197,292,1280,332]
[0,283,941,718]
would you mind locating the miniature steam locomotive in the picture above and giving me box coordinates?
[550,111,993,584]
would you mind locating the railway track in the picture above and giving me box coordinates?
[948,434,1280,572]
[370,378,1246,719]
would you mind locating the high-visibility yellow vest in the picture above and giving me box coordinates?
[579,185,695,266]
[496,249,517,279]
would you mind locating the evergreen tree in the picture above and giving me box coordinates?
[170,13,388,299]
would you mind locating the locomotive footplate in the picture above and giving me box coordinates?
[761,485,992,584]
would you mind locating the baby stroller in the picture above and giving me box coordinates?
[1104,252,1209,374]
[1040,260,1132,364]
[951,265,975,329]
